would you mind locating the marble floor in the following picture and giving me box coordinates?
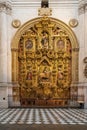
[0,108,87,125]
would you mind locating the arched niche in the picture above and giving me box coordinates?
[11,17,79,105]
[11,17,79,82]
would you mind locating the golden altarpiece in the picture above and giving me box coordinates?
[11,17,79,107]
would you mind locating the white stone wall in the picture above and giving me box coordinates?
[0,86,8,108]
[1,0,87,108]
[8,0,79,83]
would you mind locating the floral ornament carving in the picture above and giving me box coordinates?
[12,19,21,28]
[69,19,78,28]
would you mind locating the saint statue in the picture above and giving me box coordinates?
[41,31,49,48]
[27,72,32,80]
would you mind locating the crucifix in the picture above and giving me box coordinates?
[41,0,49,8]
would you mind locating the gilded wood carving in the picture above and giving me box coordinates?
[18,17,72,99]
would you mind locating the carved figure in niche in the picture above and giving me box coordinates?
[41,31,49,48]
[39,66,51,82]
[25,39,33,49]
[26,72,32,80]
[57,68,63,80]
[57,40,64,50]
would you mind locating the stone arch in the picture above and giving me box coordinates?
[11,17,79,49]
[11,17,79,85]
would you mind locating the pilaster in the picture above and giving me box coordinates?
[0,1,12,83]
[78,1,85,82]
[0,1,12,108]
[0,9,7,82]
[84,4,87,55]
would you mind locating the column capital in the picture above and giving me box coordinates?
[79,3,87,15]
[78,4,85,15]
[0,2,12,15]
[85,4,87,13]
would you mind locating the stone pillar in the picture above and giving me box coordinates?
[84,4,87,55]
[7,5,12,83]
[78,1,87,108]
[0,1,12,108]
[78,4,85,82]
[84,4,87,108]
[0,5,7,82]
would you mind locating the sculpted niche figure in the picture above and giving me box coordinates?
[39,67,51,82]
[41,31,49,49]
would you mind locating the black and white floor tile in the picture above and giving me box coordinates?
[0,108,87,124]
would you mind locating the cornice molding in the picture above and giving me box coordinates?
[0,2,12,15]
[11,0,78,8]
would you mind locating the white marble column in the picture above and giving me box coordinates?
[7,9,12,83]
[84,4,87,108]
[0,5,7,82]
[0,2,12,83]
[78,2,87,108]
[78,4,85,82]
[0,2,12,108]
[84,5,87,55]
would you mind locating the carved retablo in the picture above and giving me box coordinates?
[18,17,72,103]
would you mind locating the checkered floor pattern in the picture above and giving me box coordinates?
[0,108,87,124]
